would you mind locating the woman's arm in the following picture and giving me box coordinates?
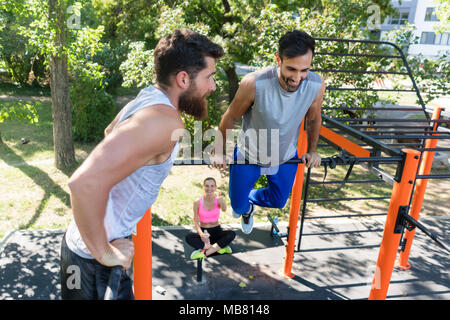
[218,193,227,212]
[192,200,208,243]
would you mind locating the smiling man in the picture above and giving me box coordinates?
[60,29,223,299]
[212,30,325,234]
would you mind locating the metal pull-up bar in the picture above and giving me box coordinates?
[131,106,447,300]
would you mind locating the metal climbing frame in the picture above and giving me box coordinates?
[291,38,449,300]
[131,38,449,300]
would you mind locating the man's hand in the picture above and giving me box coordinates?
[209,149,231,170]
[302,152,321,168]
[99,238,135,269]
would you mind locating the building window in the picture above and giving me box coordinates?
[421,32,450,45]
[425,8,439,22]
[389,9,410,25]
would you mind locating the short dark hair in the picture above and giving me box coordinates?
[154,29,224,87]
[278,30,315,60]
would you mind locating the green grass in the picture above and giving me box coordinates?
[0,98,96,238]
[0,82,51,97]
[1,90,448,239]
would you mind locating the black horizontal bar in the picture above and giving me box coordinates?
[308,179,385,185]
[323,107,425,111]
[304,213,386,219]
[349,125,432,129]
[386,143,423,146]
[362,130,438,134]
[297,245,381,252]
[307,196,391,203]
[326,87,414,92]
[323,115,403,156]
[302,229,385,236]
[372,135,450,140]
[173,156,404,166]
[414,148,450,152]
[334,118,450,123]
[416,174,450,179]
[315,51,402,59]
[312,68,408,75]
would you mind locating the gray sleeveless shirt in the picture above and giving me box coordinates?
[66,85,179,259]
[237,66,322,166]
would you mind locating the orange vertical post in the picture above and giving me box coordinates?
[282,119,308,278]
[368,149,420,300]
[397,107,442,269]
[132,208,152,300]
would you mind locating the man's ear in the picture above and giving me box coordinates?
[275,53,282,67]
[176,71,190,89]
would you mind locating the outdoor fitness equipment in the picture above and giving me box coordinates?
[111,38,450,300]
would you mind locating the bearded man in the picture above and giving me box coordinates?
[60,29,224,299]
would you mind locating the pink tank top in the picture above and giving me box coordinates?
[198,197,220,223]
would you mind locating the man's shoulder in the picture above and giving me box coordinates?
[134,104,182,127]
[254,66,277,81]
[306,71,322,84]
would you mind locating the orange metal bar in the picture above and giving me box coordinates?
[397,107,443,269]
[132,208,152,300]
[320,126,371,158]
[368,149,420,300]
[282,119,308,278]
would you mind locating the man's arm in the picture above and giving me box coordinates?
[104,107,127,137]
[212,73,255,168]
[68,105,182,266]
[302,78,326,168]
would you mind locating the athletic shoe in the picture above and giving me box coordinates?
[190,249,206,260]
[232,203,254,219]
[218,245,232,254]
[241,203,254,234]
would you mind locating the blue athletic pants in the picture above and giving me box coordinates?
[229,146,299,215]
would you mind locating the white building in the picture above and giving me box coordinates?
[378,0,449,57]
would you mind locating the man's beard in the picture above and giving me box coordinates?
[280,71,302,92]
[178,83,208,119]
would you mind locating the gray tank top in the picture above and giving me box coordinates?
[66,85,179,259]
[237,66,322,166]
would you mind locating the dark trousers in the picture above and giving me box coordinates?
[185,225,236,250]
[59,233,134,300]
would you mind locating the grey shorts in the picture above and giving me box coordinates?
[59,233,134,300]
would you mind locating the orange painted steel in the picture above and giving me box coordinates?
[132,208,152,300]
[397,107,443,269]
[283,119,308,278]
[368,149,420,300]
[320,126,371,158]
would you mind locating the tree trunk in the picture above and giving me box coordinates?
[224,65,239,103]
[49,0,75,169]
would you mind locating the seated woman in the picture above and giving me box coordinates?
[185,177,236,260]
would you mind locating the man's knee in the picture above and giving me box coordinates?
[270,196,289,209]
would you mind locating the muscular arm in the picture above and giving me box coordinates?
[302,78,326,167]
[215,73,255,156]
[104,107,127,137]
[68,105,182,264]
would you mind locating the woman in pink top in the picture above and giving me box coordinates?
[186,177,236,259]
